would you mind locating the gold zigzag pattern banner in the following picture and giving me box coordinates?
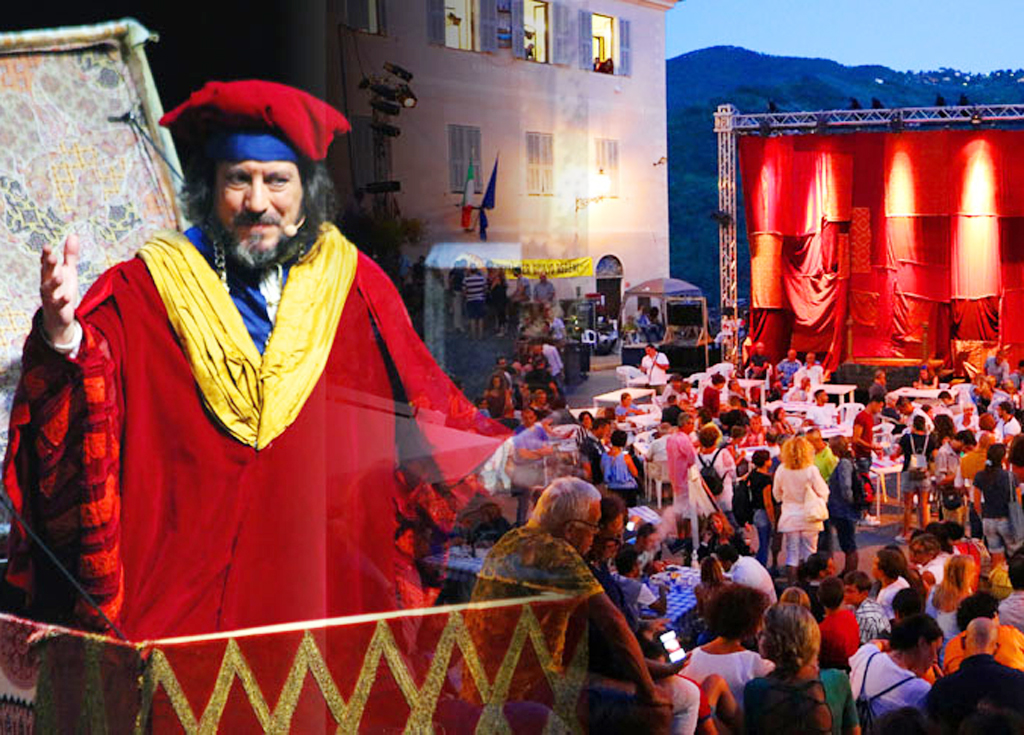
[20,599,587,733]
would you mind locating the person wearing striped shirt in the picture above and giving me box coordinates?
[462,266,488,339]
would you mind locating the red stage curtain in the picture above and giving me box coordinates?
[740,130,1024,364]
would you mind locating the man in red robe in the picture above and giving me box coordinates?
[2,80,501,640]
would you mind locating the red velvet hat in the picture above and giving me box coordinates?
[159,80,351,161]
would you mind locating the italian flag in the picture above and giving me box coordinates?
[460,160,475,229]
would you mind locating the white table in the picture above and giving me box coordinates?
[820,383,858,405]
[889,387,944,403]
[737,378,767,410]
[870,459,903,518]
[594,388,657,408]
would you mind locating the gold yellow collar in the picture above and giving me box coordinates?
[137,225,358,449]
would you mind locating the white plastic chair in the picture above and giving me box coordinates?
[838,402,864,428]
[616,365,645,387]
[709,362,735,379]
[645,460,668,509]
[581,329,597,345]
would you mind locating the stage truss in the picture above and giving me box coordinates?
[714,102,1024,365]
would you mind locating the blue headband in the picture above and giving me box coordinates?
[204,131,298,162]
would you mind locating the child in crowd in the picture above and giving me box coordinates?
[818,576,860,670]
[614,545,666,619]
[844,570,891,643]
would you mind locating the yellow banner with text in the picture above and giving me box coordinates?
[491,257,594,279]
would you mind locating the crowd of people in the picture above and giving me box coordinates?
[452,344,1024,733]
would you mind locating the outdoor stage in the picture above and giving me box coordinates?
[716,104,1024,375]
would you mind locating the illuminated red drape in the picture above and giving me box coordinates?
[739,130,1024,365]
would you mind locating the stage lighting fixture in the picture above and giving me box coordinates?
[369,83,398,101]
[384,62,413,82]
[767,100,778,113]
[889,110,904,133]
[935,94,946,106]
[971,109,983,125]
[959,93,971,106]
[871,97,884,109]
[815,113,830,134]
[759,119,772,137]
[396,84,418,108]
[364,181,401,194]
[371,121,401,137]
[710,210,732,225]
[371,99,401,115]
[849,98,862,110]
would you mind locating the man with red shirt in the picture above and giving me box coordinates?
[852,395,883,475]
[702,373,726,418]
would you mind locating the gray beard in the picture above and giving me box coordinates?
[205,218,306,274]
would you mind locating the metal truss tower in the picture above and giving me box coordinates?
[713,102,1024,366]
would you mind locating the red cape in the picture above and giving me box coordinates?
[4,251,505,640]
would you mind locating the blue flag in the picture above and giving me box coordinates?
[479,155,498,240]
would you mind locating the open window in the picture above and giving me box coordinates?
[523,0,549,63]
[591,13,614,74]
[445,0,475,50]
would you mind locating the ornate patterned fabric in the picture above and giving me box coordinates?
[0,23,178,461]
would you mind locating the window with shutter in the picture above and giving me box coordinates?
[427,0,446,44]
[552,2,574,66]
[596,138,619,197]
[511,0,526,58]
[577,9,591,70]
[523,0,549,63]
[443,0,475,50]
[342,0,382,33]
[479,0,498,52]
[449,125,483,193]
[526,132,554,196]
[618,18,631,76]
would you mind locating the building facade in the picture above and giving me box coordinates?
[329,0,676,311]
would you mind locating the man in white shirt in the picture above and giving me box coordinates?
[997,401,1021,443]
[804,388,837,428]
[540,341,563,382]
[849,615,942,722]
[956,404,979,432]
[911,403,935,436]
[641,343,670,387]
[660,374,693,408]
[716,543,777,603]
[644,423,672,465]
[793,351,825,387]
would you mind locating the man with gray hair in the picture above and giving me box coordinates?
[470,478,672,732]
[926,617,1024,733]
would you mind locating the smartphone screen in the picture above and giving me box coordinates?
[626,520,636,532]
[660,631,685,663]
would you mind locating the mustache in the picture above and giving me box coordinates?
[233,212,281,227]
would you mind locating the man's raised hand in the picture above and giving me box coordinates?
[40,233,80,346]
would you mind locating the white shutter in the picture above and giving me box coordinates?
[479,0,498,52]
[468,127,483,193]
[618,18,631,76]
[604,139,619,196]
[526,133,540,194]
[449,125,465,192]
[578,10,592,70]
[427,0,446,45]
[552,2,573,66]
[540,134,554,194]
[511,0,525,59]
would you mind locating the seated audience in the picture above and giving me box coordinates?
[616,391,645,419]
[635,522,665,574]
[681,584,774,712]
[778,586,812,610]
[796,553,833,622]
[697,512,748,561]
[805,389,837,428]
[470,478,674,732]
[818,576,860,671]
[776,348,802,389]
[695,556,730,619]
[926,617,1024,735]
[942,591,1024,674]
[908,532,950,589]
[614,546,666,621]
[868,369,888,403]
[873,548,913,620]
[793,351,825,387]
[844,570,891,644]
[849,614,942,723]
[872,706,929,735]
[745,341,771,381]
[744,602,859,735]
[926,555,976,645]
[716,542,777,604]
[602,429,640,507]
[785,376,814,403]
[703,373,727,418]
[891,587,924,624]
[660,395,683,428]
[998,554,1024,635]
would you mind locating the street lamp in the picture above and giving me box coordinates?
[575,168,612,212]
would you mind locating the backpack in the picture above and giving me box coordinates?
[853,468,874,511]
[698,448,726,497]
[732,476,752,526]
[907,433,931,481]
[855,651,916,733]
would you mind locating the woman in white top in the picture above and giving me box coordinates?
[772,436,830,582]
[681,583,774,712]
[873,548,914,619]
[925,555,976,646]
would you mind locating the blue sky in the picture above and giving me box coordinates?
[666,0,1024,73]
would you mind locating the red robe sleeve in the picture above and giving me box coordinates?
[3,269,126,631]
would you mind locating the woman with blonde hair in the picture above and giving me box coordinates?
[745,603,860,735]
[925,555,976,644]
[773,436,830,583]
[779,586,813,611]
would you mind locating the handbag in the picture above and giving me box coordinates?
[804,481,829,523]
